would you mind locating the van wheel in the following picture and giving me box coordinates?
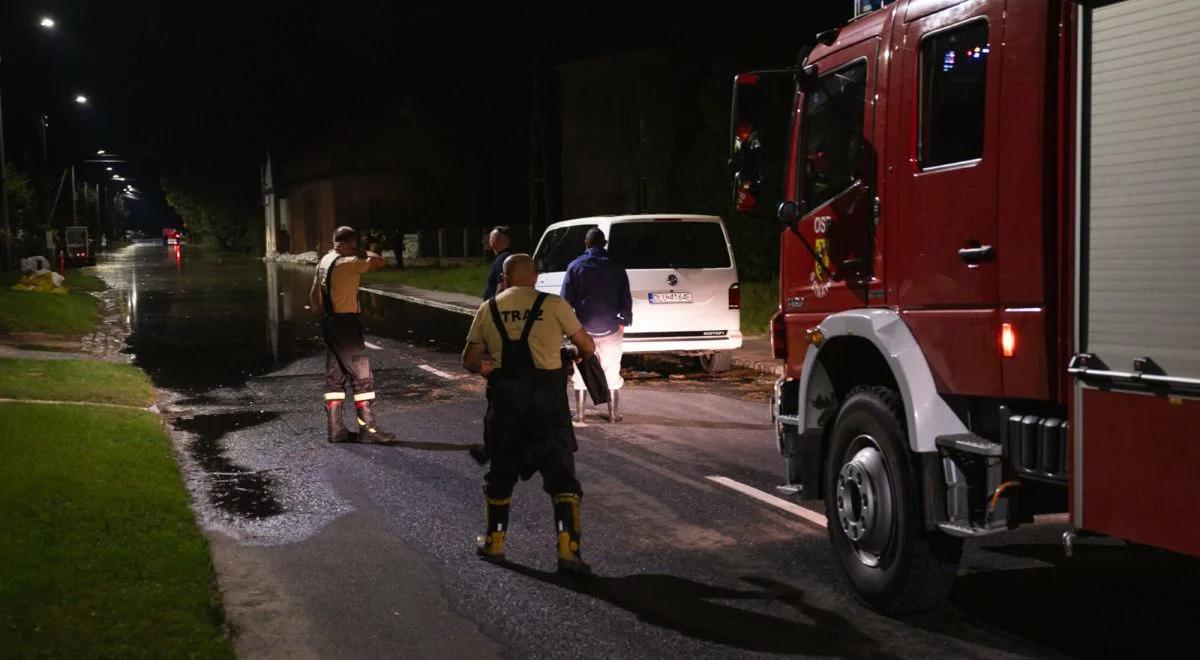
[825,386,961,615]
[699,351,732,373]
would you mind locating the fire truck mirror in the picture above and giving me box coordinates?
[730,70,794,219]
[777,200,799,229]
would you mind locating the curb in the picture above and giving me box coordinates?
[730,354,785,377]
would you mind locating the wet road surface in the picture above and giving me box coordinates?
[91,245,1200,658]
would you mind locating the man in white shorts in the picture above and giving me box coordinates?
[560,228,632,423]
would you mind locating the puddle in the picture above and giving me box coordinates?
[171,411,284,519]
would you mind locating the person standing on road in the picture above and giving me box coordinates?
[482,226,513,300]
[560,227,632,423]
[310,225,396,445]
[462,253,596,575]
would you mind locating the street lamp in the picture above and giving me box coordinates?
[74,94,88,104]
[96,149,106,155]
[1,15,59,270]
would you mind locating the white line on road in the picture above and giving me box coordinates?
[706,476,828,529]
[418,364,459,380]
[365,341,383,350]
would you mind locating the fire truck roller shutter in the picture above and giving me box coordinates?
[794,309,969,453]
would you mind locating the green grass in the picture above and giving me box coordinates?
[66,268,108,292]
[740,280,779,336]
[0,271,104,336]
[0,403,234,658]
[0,358,156,407]
[362,263,492,298]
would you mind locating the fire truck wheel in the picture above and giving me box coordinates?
[825,385,962,615]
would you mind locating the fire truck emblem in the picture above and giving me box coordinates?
[811,238,832,298]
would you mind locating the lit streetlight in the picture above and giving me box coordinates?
[75,94,88,104]
[96,149,106,155]
[1,15,59,269]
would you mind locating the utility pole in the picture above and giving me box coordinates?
[0,78,10,270]
[70,165,77,225]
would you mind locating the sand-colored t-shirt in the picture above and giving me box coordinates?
[314,251,373,314]
[466,287,582,370]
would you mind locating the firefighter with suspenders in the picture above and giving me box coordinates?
[461,254,597,574]
[310,226,396,444]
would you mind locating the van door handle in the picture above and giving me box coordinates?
[957,245,994,264]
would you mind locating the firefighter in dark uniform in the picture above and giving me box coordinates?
[309,225,396,444]
[461,253,596,574]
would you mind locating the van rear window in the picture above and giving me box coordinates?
[534,224,596,273]
[609,222,731,270]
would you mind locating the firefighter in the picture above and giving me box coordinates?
[310,225,395,444]
[461,253,596,574]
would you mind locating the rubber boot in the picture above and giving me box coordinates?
[354,399,396,444]
[326,399,351,443]
[552,493,592,576]
[607,389,622,423]
[574,390,587,424]
[476,495,510,563]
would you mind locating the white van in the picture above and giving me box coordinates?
[533,214,743,372]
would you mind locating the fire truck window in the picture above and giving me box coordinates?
[919,20,990,167]
[803,62,867,211]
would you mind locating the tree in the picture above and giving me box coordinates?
[162,175,261,252]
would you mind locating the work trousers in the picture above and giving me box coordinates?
[322,313,374,401]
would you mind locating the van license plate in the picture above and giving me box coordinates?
[649,291,692,304]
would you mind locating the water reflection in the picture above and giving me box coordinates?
[94,244,473,393]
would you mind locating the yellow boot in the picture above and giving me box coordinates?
[552,493,592,576]
[476,496,510,563]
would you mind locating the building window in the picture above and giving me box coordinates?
[919,19,990,167]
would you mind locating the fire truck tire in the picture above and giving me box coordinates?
[825,385,962,615]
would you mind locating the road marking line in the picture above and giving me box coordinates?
[706,475,828,529]
[365,341,383,350]
[418,364,458,380]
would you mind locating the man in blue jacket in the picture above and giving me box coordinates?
[561,227,632,423]
[482,226,513,300]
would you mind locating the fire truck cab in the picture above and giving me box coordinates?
[732,0,1200,613]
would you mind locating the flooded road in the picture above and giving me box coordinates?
[92,243,470,392]
[91,243,473,523]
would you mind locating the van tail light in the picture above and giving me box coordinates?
[1000,323,1017,358]
[728,282,741,309]
[771,310,787,360]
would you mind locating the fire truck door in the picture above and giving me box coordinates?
[892,2,1003,308]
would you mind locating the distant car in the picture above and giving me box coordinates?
[64,226,95,266]
[533,214,743,372]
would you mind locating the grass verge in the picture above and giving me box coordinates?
[0,270,105,336]
[0,402,233,657]
[0,358,156,407]
[362,263,491,298]
[740,280,778,336]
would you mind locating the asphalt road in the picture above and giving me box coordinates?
[164,340,1200,659]
[91,246,1200,659]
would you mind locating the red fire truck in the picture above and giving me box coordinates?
[731,0,1200,614]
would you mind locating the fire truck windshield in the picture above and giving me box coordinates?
[802,62,868,211]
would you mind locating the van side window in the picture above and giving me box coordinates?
[534,225,596,273]
[803,62,868,211]
[919,20,990,167]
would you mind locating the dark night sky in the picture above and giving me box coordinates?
[2,1,847,232]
